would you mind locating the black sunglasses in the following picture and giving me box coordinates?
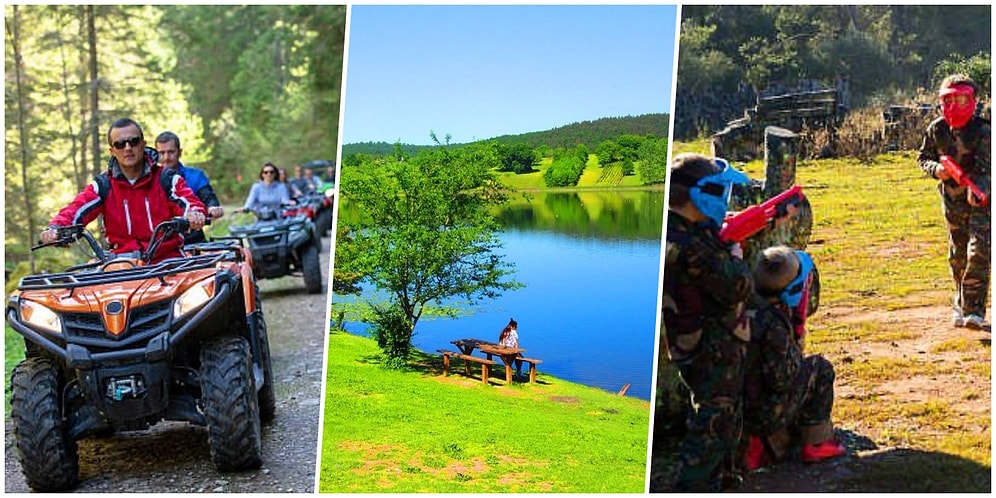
[262,169,277,175]
[112,136,143,150]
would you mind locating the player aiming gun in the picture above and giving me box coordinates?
[719,185,806,243]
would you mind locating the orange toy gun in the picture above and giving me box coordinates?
[720,185,805,243]
[940,155,988,207]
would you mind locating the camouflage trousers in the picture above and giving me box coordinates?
[671,327,748,491]
[747,354,835,437]
[941,184,991,317]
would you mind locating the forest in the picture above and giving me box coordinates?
[4,5,345,266]
[675,5,991,139]
[340,113,669,160]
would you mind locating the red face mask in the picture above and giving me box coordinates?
[939,84,977,129]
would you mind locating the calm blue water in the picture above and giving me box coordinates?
[338,222,662,401]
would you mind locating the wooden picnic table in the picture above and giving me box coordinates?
[451,338,535,384]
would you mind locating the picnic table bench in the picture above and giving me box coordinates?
[437,349,496,384]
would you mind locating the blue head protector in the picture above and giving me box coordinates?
[688,158,750,228]
[780,250,815,307]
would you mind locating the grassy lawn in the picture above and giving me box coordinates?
[320,331,650,493]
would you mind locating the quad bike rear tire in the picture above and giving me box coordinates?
[301,241,323,294]
[10,358,79,491]
[317,209,333,237]
[254,287,277,423]
[200,336,263,471]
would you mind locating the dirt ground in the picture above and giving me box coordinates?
[651,301,991,492]
[4,236,331,493]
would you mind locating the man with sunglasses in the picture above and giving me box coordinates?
[40,118,206,262]
[155,131,223,243]
[659,153,753,491]
[918,74,991,331]
[742,246,843,472]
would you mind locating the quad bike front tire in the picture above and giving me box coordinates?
[254,286,277,423]
[200,336,263,471]
[10,358,79,491]
[301,241,323,294]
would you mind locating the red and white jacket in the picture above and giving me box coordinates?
[49,148,206,262]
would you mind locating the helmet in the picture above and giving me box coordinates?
[688,158,750,228]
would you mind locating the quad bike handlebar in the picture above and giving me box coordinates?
[34,217,212,267]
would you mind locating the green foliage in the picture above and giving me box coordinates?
[933,52,991,97]
[368,303,414,368]
[542,155,586,188]
[336,142,521,364]
[636,137,669,185]
[496,142,537,174]
[595,140,621,166]
[679,5,991,110]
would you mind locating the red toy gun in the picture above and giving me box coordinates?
[940,155,988,207]
[720,185,805,243]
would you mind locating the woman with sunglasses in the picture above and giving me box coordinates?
[239,162,292,214]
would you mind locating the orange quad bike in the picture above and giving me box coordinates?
[6,218,275,491]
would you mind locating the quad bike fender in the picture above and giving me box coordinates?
[241,265,258,314]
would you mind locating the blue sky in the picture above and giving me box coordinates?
[342,5,677,145]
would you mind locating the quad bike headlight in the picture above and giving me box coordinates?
[19,300,63,334]
[324,187,336,198]
[173,279,215,319]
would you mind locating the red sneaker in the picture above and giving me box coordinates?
[802,439,846,463]
[745,435,769,471]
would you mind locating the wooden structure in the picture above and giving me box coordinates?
[449,338,541,384]
[712,88,847,162]
[438,349,495,384]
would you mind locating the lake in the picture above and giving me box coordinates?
[336,190,665,400]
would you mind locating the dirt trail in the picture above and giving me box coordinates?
[740,302,991,492]
[4,236,331,493]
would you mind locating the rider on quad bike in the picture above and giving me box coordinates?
[8,119,274,491]
[8,219,275,491]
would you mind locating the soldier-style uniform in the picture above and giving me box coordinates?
[918,77,991,328]
[742,247,843,468]
[743,293,835,458]
[662,213,752,491]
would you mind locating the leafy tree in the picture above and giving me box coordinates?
[497,142,537,174]
[542,155,586,188]
[574,143,589,165]
[637,137,669,185]
[336,141,521,365]
[596,139,620,166]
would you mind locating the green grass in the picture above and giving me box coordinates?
[320,331,650,493]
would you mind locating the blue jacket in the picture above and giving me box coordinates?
[176,162,220,208]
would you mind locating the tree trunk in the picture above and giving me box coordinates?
[10,6,37,273]
[87,5,100,178]
[57,7,82,192]
[77,5,89,188]
[737,126,814,269]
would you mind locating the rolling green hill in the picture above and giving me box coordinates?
[341,113,669,157]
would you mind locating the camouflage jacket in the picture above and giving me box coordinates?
[662,212,753,361]
[918,115,991,199]
[743,294,803,433]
